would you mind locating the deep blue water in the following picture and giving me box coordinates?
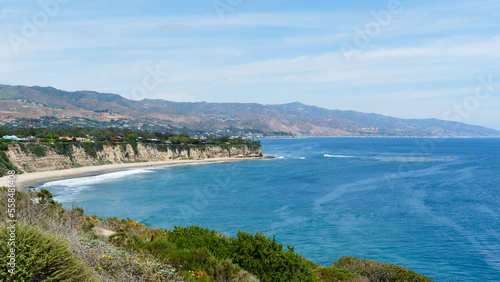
[37,138,500,281]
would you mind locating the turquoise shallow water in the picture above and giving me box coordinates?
[38,138,500,281]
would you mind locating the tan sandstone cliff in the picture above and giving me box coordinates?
[6,143,263,173]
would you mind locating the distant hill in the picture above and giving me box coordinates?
[1,84,499,137]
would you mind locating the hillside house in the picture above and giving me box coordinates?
[2,135,21,141]
[22,136,37,143]
[75,137,91,142]
[146,138,161,144]
[113,136,123,142]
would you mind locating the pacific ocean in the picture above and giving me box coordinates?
[38,137,500,281]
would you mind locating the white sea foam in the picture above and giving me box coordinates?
[323,153,455,163]
[372,156,456,163]
[147,161,225,170]
[40,168,154,188]
[324,154,355,158]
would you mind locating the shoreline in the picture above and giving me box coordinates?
[1,157,263,190]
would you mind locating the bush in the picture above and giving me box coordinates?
[50,142,74,157]
[133,238,178,261]
[0,223,94,281]
[313,266,358,281]
[166,225,232,259]
[230,231,317,282]
[37,188,56,205]
[26,144,47,157]
[0,142,9,151]
[334,256,432,282]
[0,151,20,175]
[78,142,104,159]
[128,140,138,155]
[165,226,317,281]
[135,238,252,281]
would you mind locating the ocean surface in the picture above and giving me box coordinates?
[36,138,500,281]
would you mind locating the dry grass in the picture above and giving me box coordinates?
[0,188,181,281]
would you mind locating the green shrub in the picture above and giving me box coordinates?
[26,144,47,157]
[51,142,74,157]
[166,225,232,259]
[184,247,243,281]
[135,238,249,281]
[128,140,138,155]
[82,222,95,232]
[119,143,128,152]
[37,188,56,205]
[0,142,9,151]
[0,151,20,175]
[334,256,433,282]
[18,142,26,152]
[0,223,94,281]
[133,238,178,261]
[155,144,169,152]
[313,266,358,281]
[78,142,104,159]
[230,231,317,282]
[165,226,317,281]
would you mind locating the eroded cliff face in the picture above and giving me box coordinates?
[6,143,262,173]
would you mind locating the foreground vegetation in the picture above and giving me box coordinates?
[0,188,433,281]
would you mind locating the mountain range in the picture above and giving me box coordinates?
[1,84,499,137]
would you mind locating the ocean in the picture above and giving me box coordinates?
[36,137,500,281]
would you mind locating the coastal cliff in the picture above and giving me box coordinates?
[5,143,263,173]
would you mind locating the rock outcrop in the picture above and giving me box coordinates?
[6,143,263,173]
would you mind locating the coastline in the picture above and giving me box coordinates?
[1,157,263,190]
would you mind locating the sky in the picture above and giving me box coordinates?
[1,0,500,130]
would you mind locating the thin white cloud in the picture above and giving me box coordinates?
[0,8,30,18]
[150,34,500,87]
[358,36,500,60]
[1,0,499,129]
[371,88,472,101]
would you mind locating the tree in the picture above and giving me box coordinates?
[29,127,36,136]
[89,129,104,141]
[37,189,56,205]
[47,132,60,140]
[170,136,181,144]
[0,127,10,137]
[125,133,138,143]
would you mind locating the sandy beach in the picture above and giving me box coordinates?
[1,157,262,190]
